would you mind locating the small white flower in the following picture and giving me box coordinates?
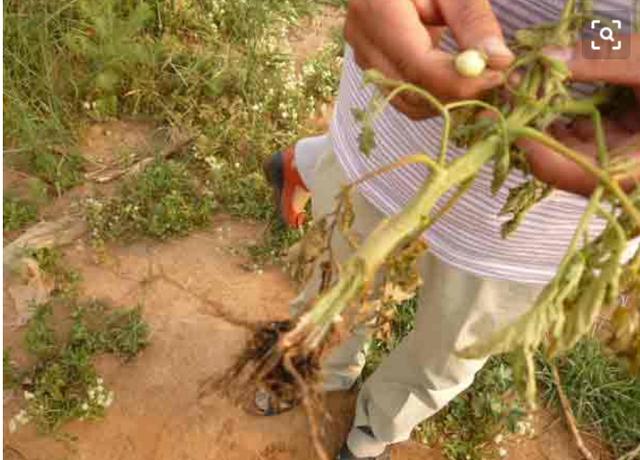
[24,391,35,400]
[498,447,508,458]
[83,101,91,110]
[234,162,240,169]
[96,378,104,385]
[493,433,504,444]
[105,391,114,407]
[81,402,89,411]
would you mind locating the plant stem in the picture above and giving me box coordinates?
[285,134,503,349]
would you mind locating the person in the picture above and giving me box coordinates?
[262,1,640,459]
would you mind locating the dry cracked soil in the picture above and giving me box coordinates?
[3,215,610,460]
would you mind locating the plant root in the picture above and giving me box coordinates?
[203,320,333,459]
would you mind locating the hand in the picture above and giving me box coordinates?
[344,0,515,119]
[519,35,640,195]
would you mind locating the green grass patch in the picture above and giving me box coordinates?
[87,158,216,243]
[5,0,344,257]
[8,301,149,433]
[26,247,82,297]
[416,357,530,460]
[4,251,150,434]
[538,338,640,457]
[4,196,38,232]
[28,151,85,197]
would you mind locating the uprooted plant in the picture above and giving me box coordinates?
[214,2,640,459]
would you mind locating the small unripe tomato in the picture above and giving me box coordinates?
[454,49,487,77]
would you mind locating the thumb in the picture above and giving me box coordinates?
[437,0,514,70]
[542,34,640,87]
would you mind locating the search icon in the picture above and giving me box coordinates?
[599,26,615,41]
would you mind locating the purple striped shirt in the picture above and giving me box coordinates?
[329,0,639,284]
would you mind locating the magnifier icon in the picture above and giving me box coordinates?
[599,26,615,41]
[590,19,622,51]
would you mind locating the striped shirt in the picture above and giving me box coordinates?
[330,0,639,284]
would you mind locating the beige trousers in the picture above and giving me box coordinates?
[291,145,542,456]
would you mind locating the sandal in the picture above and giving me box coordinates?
[262,146,310,228]
[249,386,298,416]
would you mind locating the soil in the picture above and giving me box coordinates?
[2,214,612,460]
[3,217,356,460]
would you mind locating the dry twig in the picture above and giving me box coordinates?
[618,444,640,460]
[551,363,596,460]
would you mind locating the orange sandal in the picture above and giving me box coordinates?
[262,146,310,228]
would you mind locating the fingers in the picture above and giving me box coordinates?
[346,15,438,119]
[437,0,514,70]
[543,34,640,86]
[519,129,640,196]
[518,137,599,196]
[412,0,445,25]
[345,0,508,118]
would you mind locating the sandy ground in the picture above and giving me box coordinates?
[4,217,357,460]
[3,215,611,460]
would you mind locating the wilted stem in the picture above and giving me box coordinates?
[284,134,503,350]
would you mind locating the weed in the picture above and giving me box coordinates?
[5,248,150,433]
[28,150,85,197]
[10,299,149,433]
[301,39,343,102]
[86,158,216,242]
[100,307,149,359]
[248,219,306,264]
[538,338,640,457]
[5,0,342,260]
[203,0,316,44]
[4,350,21,390]
[24,304,59,361]
[3,196,38,232]
[26,247,81,297]
[416,357,530,460]
[205,156,273,221]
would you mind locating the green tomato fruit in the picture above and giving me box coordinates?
[454,49,487,77]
